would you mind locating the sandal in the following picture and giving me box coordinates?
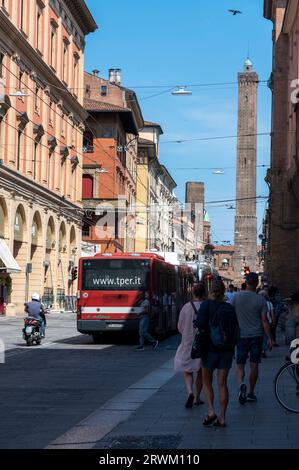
[185,393,194,408]
[213,419,226,428]
[202,414,217,426]
[193,399,204,406]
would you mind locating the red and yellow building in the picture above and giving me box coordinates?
[0,0,96,314]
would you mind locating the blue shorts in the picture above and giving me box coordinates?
[237,337,263,364]
[202,350,234,371]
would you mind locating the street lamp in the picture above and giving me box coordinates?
[9,91,31,98]
[171,86,192,96]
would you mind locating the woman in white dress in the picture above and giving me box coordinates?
[174,283,206,408]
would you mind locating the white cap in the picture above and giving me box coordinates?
[32,292,40,301]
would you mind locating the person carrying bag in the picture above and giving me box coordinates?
[193,280,239,428]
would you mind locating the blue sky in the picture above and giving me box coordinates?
[85,0,273,244]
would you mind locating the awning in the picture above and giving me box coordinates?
[0,239,21,273]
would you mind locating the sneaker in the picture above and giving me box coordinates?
[153,340,159,350]
[239,383,247,405]
[247,393,257,402]
[136,346,144,350]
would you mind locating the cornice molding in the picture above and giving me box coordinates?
[0,164,82,223]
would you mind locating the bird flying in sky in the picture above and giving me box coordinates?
[228,9,242,15]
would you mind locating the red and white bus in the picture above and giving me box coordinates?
[77,253,194,341]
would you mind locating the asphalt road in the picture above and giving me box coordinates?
[0,313,177,449]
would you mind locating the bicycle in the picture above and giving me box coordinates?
[274,338,299,413]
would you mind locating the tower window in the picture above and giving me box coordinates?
[100,85,107,97]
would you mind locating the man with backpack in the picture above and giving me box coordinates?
[194,280,239,428]
[232,272,273,404]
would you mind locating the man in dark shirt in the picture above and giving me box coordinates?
[25,293,46,337]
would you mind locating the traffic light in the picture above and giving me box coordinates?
[72,267,78,281]
[244,266,250,276]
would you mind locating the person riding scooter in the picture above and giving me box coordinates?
[25,293,46,338]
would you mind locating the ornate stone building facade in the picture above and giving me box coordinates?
[0,0,96,314]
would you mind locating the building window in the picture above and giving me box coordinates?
[100,85,107,97]
[20,0,26,32]
[49,100,54,126]
[71,122,76,147]
[83,130,94,153]
[18,70,24,91]
[0,52,4,78]
[50,24,56,68]
[82,222,90,237]
[82,175,94,199]
[17,130,23,170]
[48,151,52,189]
[73,54,79,95]
[61,113,65,137]
[62,40,69,83]
[85,84,91,98]
[36,5,43,52]
[33,141,40,179]
[35,85,40,113]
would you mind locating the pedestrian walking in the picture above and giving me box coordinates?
[268,286,282,347]
[174,283,205,408]
[225,284,235,304]
[232,272,273,404]
[136,292,158,350]
[194,280,239,427]
[259,290,275,358]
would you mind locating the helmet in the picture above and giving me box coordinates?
[31,292,40,301]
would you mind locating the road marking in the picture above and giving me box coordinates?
[47,358,176,449]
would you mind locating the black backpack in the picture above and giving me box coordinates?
[209,301,240,351]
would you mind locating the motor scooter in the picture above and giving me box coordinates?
[23,317,42,346]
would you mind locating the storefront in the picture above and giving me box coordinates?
[0,238,21,315]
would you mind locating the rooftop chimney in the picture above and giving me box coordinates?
[109,68,115,83]
[92,69,100,77]
[115,69,121,85]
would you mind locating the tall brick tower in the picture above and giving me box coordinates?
[234,59,258,284]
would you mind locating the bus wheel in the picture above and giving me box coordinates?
[92,334,102,344]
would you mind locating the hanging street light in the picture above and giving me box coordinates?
[9,90,31,98]
[171,86,192,96]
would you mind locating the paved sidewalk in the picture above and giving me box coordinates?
[94,340,298,449]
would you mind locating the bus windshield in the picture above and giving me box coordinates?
[81,258,150,291]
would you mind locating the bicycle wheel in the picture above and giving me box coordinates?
[274,362,299,413]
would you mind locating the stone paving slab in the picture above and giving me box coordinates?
[94,339,299,450]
